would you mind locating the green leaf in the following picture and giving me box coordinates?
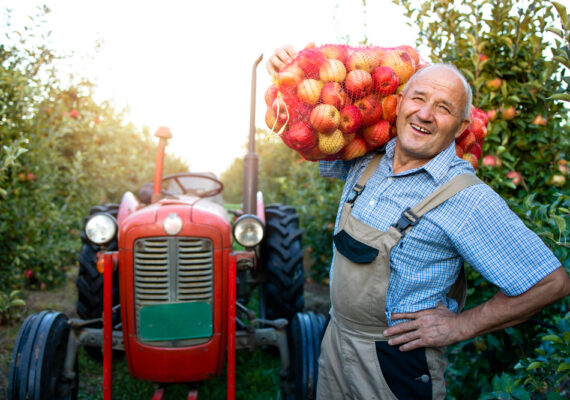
[526,361,544,370]
[547,27,565,39]
[551,2,568,27]
[558,362,570,372]
[542,334,563,343]
[9,299,25,307]
[547,93,570,101]
[551,214,567,234]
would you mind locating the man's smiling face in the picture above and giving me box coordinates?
[395,66,470,164]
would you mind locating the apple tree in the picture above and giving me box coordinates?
[0,7,188,300]
[390,0,569,397]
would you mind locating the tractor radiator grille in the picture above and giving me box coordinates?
[133,236,214,318]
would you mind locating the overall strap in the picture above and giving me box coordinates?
[392,174,483,236]
[346,152,384,206]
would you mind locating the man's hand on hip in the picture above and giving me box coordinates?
[383,303,461,351]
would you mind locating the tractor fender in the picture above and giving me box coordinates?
[117,191,140,225]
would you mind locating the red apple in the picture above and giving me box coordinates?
[482,155,501,168]
[300,145,327,161]
[318,129,345,154]
[297,79,324,105]
[287,121,317,152]
[486,77,501,91]
[457,131,476,152]
[532,114,547,126]
[321,82,348,109]
[362,120,391,148]
[70,109,79,118]
[463,153,478,169]
[345,70,373,99]
[339,105,363,134]
[390,124,398,138]
[296,48,326,78]
[265,85,278,106]
[319,58,347,82]
[342,137,367,160]
[455,144,464,158]
[470,118,487,142]
[354,94,383,127]
[487,109,498,121]
[309,104,340,133]
[500,105,516,120]
[276,64,304,87]
[506,171,521,186]
[380,49,415,85]
[381,95,398,123]
[371,66,399,96]
[396,45,420,68]
[470,142,482,160]
[319,44,347,63]
[346,50,378,72]
[265,107,286,132]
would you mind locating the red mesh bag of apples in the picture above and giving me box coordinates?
[264,43,489,168]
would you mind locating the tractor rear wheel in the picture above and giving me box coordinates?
[76,204,120,357]
[282,311,327,400]
[8,311,78,400]
[260,204,305,321]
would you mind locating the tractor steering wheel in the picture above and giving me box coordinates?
[161,173,224,198]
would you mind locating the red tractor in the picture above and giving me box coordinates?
[8,55,326,400]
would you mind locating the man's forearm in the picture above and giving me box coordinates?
[385,266,570,351]
[455,266,570,341]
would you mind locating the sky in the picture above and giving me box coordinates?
[3,0,419,176]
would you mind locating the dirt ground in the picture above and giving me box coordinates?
[0,267,330,398]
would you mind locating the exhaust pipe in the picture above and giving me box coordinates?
[243,54,263,215]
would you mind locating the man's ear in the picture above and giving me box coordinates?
[396,93,403,114]
[454,119,471,139]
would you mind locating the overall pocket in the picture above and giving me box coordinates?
[333,230,379,264]
[375,341,432,400]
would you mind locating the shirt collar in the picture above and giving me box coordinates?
[384,138,456,184]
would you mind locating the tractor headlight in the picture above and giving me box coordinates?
[233,214,264,248]
[85,213,118,245]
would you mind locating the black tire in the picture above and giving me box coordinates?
[8,311,78,400]
[260,204,305,321]
[282,311,326,400]
[76,204,120,358]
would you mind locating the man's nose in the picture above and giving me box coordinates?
[416,103,434,122]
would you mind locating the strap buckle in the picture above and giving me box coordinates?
[346,184,365,206]
[392,207,419,235]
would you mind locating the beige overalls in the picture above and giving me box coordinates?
[317,153,482,400]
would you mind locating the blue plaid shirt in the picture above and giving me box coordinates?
[320,138,561,326]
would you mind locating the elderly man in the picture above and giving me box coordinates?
[267,48,570,399]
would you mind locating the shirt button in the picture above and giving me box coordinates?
[386,177,393,182]
[420,375,430,383]
[369,200,375,207]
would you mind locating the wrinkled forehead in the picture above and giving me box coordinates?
[406,68,468,108]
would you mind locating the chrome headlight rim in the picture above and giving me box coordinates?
[85,213,118,246]
[232,214,265,248]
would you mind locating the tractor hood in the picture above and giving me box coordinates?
[118,195,232,251]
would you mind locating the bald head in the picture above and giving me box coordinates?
[402,64,472,120]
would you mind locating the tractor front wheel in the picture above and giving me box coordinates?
[8,311,78,400]
[260,204,305,321]
[282,311,327,400]
[76,203,120,357]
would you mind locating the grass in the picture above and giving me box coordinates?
[77,344,282,399]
